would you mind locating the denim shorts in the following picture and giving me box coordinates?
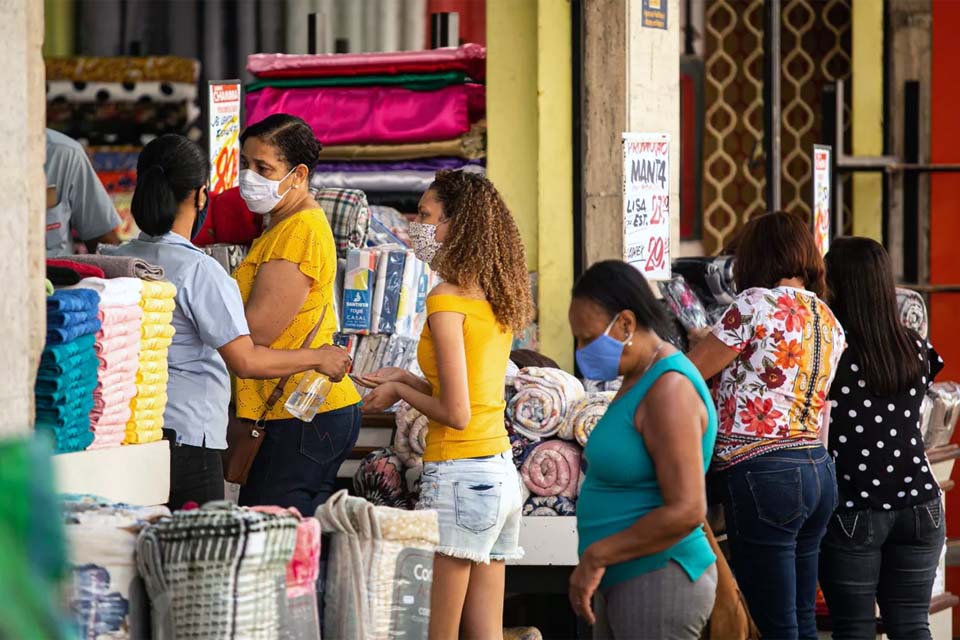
[417,451,524,563]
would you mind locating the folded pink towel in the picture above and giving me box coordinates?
[99,305,144,325]
[95,332,141,356]
[92,404,133,426]
[88,432,126,450]
[97,317,142,341]
[97,345,141,372]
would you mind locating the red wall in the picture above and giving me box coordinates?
[427,0,486,46]
[930,1,960,631]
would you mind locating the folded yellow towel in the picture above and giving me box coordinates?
[140,280,177,301]
[141,297,175,313]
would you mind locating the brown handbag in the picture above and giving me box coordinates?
[222,306,328,485]
[702,522,761,640]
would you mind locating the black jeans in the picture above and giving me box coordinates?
[164,429,225,510]
[719,446,837,640]
[239,404,361,516]
[819,498,945,640]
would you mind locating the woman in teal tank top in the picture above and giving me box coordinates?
[568,261,719,640]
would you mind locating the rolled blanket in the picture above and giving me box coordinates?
[520,440,582,498]
[507,367,586,440]
[393,402,428,468]
[566,392,616,447]
[68,254,165,281]
[353,448,410,509]
[506,419,537,470]
[658,275,709,331]
[896,287,928,339]
[522,496,577,517]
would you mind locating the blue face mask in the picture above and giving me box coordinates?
[575,314,631,381]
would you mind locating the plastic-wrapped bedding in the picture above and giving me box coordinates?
[317,491,439,640]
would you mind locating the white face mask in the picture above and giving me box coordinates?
[409,221,444,265]
[238,167,297,214]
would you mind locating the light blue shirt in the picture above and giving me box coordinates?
[104,232,250,449]
[44,129,122,257]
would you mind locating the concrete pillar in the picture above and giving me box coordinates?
[487,0,574,370]
[0,0,45,437]
[852,0,884,241]
[582,0,681,267]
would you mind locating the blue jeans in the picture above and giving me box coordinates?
[819,498,945,640]
[719,446,837,640]
[239,404,361,516]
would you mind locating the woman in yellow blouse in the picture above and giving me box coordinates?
[359,171,534,639]
[233,114,361,515]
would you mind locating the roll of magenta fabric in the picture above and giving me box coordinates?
[247,43,486,81]
[245,84,486,146]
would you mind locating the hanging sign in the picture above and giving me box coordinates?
[641,0,668,30]
[812,144,832,256]
[622,133,671,281]
[208,80,242,195]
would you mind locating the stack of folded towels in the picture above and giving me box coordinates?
[36,290,102,453]
[124,281,177,445]
[69,277,144,450]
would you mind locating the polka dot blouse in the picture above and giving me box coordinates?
[828,335,944,512]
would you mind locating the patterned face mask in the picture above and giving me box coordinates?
[408,220,444,265]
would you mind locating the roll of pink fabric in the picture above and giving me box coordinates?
[247,43,486,81]
[245,84,485,146]
[520,440,582,499]
[250,506,322,597]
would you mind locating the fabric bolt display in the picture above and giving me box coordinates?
[522,495,577,517]
[318,120,486,162]
[564,392,616,447]
[68,255,165,281]
[47,101,192,147]
[342,248,380,334]
[311,187,371,259]
[896,287,929,339]
[316,158,484,174]
[247,71,470,93]
[671,256,737,307]
[316,490,439,640]
[352,448,411,510]
[247,43,486,81]
[87,146,141,172]
[0,437,72,640]
[62,496,170,640]
[249,507,322,640]
[658,275,709,331]
[393,403,429,469]
[507,367,586,441]
[246,84,484,148]
[520,440,583,499]
[47,81,199,104]
[374,249,407,334]
[45,56,200,84]
[924,382,960,449]
[136,502,298,640]
[311,166,484,194]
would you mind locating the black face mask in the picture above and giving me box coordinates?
[191,187,209,241]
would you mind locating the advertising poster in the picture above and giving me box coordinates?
[812,144,832,257]
[642,0,668,30]
[208,80,242,195]
[622,133,671,281]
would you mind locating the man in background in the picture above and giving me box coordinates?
[44,128,121,256]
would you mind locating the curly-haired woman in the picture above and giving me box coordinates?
[358,170,534,639]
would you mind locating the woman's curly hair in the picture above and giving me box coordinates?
[428,170,534,334]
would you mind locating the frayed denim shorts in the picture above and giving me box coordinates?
[417,451,524,563]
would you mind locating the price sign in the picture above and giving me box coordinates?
[208,80,242,195]
[622,133,671,281]
[812,144,832,256]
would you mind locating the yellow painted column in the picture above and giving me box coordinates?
[852,0,884,240]
[487,0,574,370]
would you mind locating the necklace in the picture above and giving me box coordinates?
[640,340,666,378]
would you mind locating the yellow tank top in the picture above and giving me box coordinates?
[418,294,513,462]
[233,208,361,420]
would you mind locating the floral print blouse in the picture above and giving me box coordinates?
[710,286,846,470]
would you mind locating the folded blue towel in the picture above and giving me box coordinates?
[47,309,98,329]
[46,318,102,345]
[46,289,100,313]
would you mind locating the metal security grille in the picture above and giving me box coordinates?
[702,0,851,254]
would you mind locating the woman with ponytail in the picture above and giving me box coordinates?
[106,134,351,508]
